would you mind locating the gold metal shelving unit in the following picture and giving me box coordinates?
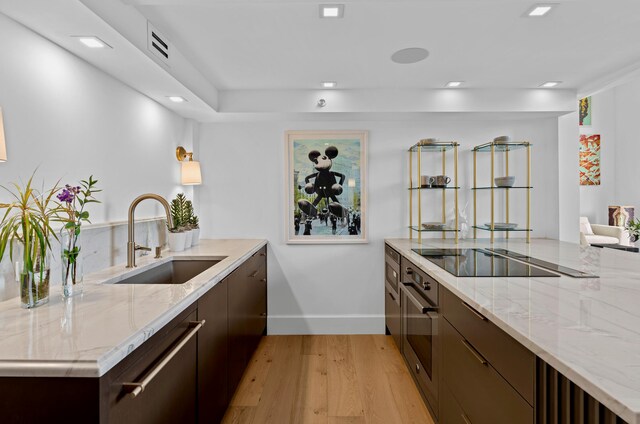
[472,140,532,243]
[409,140,460,243]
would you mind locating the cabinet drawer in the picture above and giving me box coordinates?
[384,288,401,350]
[440,382,471,424]
[385,244,400,265]
[442,318,533,424]
[441,287,534,404]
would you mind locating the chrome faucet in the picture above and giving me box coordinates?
[127,193,173,268]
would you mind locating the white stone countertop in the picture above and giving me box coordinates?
[386,238,640,424]
[0,239,267,378]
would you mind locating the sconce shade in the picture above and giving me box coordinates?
[348,178,356,188]
[0,108,6,162]
[181,160,202,185]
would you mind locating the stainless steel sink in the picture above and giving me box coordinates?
[114,258,226,285]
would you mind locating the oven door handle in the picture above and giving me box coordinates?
[401,283,436,313]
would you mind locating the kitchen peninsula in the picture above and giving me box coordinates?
[0,239,267,423]
[386,238,640,424]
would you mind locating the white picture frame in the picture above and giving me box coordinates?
[285,130,368,244]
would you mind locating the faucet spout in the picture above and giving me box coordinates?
[127,193,174,268]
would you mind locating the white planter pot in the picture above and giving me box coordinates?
[184,230,193,248]
[191,228,200,246]
[168,232,187,252]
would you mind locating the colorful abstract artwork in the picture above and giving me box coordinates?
[579,96,592,126]
[579,134,600,185]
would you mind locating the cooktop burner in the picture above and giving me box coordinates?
[411,248,561,277]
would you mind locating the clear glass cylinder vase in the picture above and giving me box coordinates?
[60,228,83,298]
[17,250,51,309]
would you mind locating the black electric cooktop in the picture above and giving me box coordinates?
[411,248,561,278]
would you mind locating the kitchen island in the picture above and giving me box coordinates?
[0,239,267,423]
[386,238,640,424]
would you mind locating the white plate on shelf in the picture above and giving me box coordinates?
[484,222,518,230]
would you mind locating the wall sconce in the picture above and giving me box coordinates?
[0,108,7,162]
[176,146,201,185]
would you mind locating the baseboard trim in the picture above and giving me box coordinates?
[267,314,385,335]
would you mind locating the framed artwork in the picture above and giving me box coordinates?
[285,130,368,244]
[579,134,600,185]
[579,96,592,126]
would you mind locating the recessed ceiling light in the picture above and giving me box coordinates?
[322,81,337,88]
[446,81,463,88]
[168,96,187,103]
[540,81,561,88]
[526,4,555,17]
[391,47,430,64]
[320,4,344,18]
[74,36,111,49]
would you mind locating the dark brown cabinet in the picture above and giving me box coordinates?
[198,278,229,424]
[384,244,401,349]
[228,246,267,396]
[0,246,267,424]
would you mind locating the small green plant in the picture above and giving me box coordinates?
[0,172,62,307]
[169,193,190,232]
[626,218,640,242]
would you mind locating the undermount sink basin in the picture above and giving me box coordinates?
[114,258,226,285]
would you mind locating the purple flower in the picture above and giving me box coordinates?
[57,188,75,204]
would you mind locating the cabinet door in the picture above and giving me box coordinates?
[108,310,199,424]
[198,279,228,424]
[228,248,267,397]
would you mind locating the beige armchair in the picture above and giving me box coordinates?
[580,216,629,246]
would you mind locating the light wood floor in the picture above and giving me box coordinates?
[222,335,436,424]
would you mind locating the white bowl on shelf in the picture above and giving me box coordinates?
[494,135,510,143]
[494,176,516,187]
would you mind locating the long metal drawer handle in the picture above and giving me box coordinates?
[402,284,436,313]
[461,339,488,366]
[123,320,205,398]
[461,413,472,424]
[249,270,258,278]
[388,291,396,302]
[461,301,487,321]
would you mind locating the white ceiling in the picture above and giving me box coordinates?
[132,0,640,90]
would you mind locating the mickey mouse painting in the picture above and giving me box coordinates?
[298,146,348,219]
[287,130,366,242]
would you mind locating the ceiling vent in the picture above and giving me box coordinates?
[147,22,170,65]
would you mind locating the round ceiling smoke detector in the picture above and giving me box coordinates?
[391,47,430,64]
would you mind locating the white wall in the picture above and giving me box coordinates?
[579,89,617,224]
[198,118,559,334]
[558,111,580,243]
[0,13,194,293]
[578,76,640,225]
[0,13,193,221]
[613,78,640,212]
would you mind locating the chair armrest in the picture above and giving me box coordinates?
[580,232,589,246]
[591,224,624,240]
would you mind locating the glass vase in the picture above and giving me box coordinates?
[17,250,51,309]
[60,228,84,298]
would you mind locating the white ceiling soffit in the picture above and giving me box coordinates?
[127,0,640,93]
[0,0,219,121]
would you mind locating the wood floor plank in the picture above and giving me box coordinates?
[349,335,405,424]
[302,335,328,356]
[230,336,277,407]
[386,371,435,424]
[326,335,365,418]
[327,417,366,424]
[250,336,303,424]
[221,406,256,424]
[226,335,437,424]
[371,335,409,375]
[291,353,329,424]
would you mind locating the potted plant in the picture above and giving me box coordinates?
[56,176,100,298]
[189,205,200,246]
[168,195,187,251]
[626,218,640,243]
[0,174,61,308]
